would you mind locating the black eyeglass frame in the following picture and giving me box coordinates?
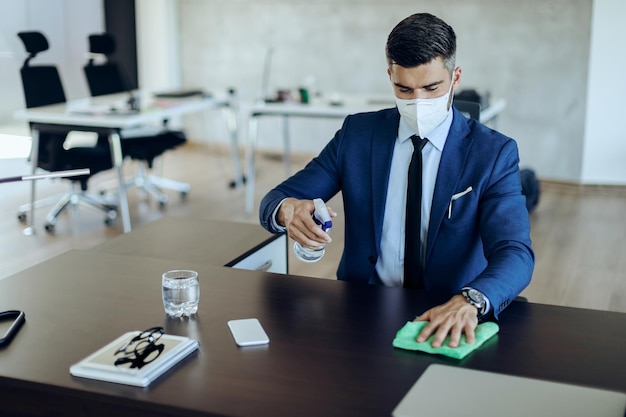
[114,326,165,369]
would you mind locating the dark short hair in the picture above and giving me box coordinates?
[385,13,456,73]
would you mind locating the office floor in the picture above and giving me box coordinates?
[1,141,625,314]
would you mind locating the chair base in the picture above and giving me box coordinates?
[18,182,118,234]
[102,162,190,209]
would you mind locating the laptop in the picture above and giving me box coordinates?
[393,364,626,417]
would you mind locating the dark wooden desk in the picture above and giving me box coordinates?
[92,216,286,269]
[0,226,624,416]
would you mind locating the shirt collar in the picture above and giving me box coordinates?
[398,109,454,152]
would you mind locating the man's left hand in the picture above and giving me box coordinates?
[413,295,478,348]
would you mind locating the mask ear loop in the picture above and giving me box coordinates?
[447,69,457,109]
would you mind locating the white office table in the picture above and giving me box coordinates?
[14,92,240,234]
[243,96,506,213]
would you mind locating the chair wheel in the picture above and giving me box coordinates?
[17,213,27,223]
[228,176,246,189]
[104,212,117,227]
[104,210,117,227]
[44,223,55,234]
[158,194,169,209]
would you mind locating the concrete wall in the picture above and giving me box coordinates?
[136,0,181,92]
[175,0,594,183]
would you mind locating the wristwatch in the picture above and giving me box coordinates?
[461,288,487,316]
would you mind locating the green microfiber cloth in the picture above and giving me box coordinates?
[392,321,499,360]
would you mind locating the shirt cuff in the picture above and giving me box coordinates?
[270,198,288,232]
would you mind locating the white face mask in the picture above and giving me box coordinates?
[395,73,454,138]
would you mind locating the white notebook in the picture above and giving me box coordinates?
[70,330,198,387]
[393,364,626,417]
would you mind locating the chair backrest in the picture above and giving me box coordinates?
[17,31,66,108]
[454,100,481,121]
[84,33,129,96]
[84,64,127,96]
[17,31,69,172]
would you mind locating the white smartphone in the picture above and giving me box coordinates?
[227,318,270,347]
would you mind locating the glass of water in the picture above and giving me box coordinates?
[162,270,200,317]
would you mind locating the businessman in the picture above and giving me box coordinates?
[260,13,534,348]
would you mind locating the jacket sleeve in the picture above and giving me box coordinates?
[471,138,535,318]
[258,119,347,234]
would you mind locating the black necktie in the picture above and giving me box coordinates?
[404,135,427,288]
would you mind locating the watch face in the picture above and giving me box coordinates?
[468,289,485,304]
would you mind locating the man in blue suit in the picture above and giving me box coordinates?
[260,13,534,348]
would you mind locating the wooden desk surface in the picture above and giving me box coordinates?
[92,216,282,267]
[0,227,624,417]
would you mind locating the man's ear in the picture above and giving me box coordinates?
[452,67,462,90]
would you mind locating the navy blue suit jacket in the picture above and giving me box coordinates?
[260,107,534,318]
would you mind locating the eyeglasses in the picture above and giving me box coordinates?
[114,326,165,369]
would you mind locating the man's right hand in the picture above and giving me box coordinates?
[277,198,335,249]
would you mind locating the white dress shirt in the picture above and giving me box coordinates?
[376,110,453,287]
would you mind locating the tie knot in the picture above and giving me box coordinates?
[410,135,427,152]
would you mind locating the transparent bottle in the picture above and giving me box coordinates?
[293,198,332,263]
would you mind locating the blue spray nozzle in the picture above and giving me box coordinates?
[312,198,332,233]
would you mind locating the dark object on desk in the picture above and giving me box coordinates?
[84,33,189,207]
[265,89,293,103]
[298,88,309,104]
[16,31,117,233]
[154,89,208,99]
[0,310,25,347]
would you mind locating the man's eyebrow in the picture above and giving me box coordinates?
[393,81,413,90]
[393,80,445,90]
[422,80,444,89]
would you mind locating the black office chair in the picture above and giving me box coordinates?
[454,100,481,121]
[16,31,117,233]
[84,33,188,207]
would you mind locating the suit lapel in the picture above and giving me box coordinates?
[371,109,399,253]
[425,109,473,263]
